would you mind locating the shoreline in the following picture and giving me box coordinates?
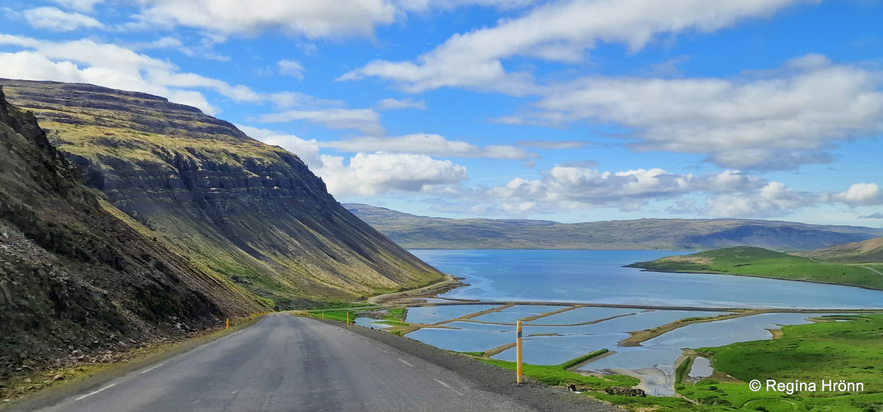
[628,264,883,293]
[367,273,466,305]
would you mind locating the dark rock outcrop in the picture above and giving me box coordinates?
[0,86,262,380]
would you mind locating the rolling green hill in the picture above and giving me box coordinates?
[794,237,883,263]
[628,246,883,290]
[345,203,883,251]
[0,79,444,309]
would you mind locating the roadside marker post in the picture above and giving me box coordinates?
[226,318,229,330]
[516,321,523,384]
[346,312,350,326]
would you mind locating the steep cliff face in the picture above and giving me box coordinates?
[0,79,444,308]
[0,86,263,377]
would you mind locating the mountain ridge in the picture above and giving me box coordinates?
[345,203,883,251]
[0,84,264,380]
[0,79,444,309]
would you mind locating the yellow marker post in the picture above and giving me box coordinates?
[226,318,229,330]
[346,312,350,326]
[516,320,523,384]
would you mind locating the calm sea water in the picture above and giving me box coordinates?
[410,249,883,309]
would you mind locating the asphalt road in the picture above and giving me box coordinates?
[27,314,548,412]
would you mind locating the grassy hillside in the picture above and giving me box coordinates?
[629,246,883,290]
[0,79,444,308]
[346,204,883,251]
[794,237,883,263]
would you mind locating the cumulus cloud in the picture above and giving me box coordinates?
[504,56,883,170]
[0,34,350,117]
[240,126,470,197]
[831,183,883,207]
[320,152,468,196]
[238,125,323,168]
[278,59,305,79]
[431,166,766,213]
[374,97,426,110]
[319,134,537,160]
[342,0,810,92]
[395,0,538,12]
[23,7,104,31]
[132,0,398,39]
[258,108,386,136]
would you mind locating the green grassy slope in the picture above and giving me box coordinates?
[0,79,444,308]
[346,204,883,251]
[678,314,883,412]
[629,246,883,290]
[794,237,883,264]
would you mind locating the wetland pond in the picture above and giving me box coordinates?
[380,250,883,395]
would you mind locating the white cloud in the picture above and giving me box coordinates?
[321,152,468,196]
[505,56,883,170]
[395,0,537,12]
[48,0,105,13]
[319,134,537,160]
[832,183,883,207]
[278,59,306,79]
[259,108,386,136]
[267,92,345,109]
[374,97,426,110]
[23,7,104,32]
[238,125,323,168]
[240,126,470,196]
[432,166,766,213]
[133,0,398,39]
[0,34,282,115]
[343,0,811,92]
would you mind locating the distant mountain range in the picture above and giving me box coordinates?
[345,203,883,251]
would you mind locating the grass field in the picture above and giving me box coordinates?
[630,246,883,290]
[469,314,883,411]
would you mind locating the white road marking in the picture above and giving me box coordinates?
[380,349,389,354]
[398,358,413,367]
[75,383,117,401]
[434,379,464,396]
[140,363,165,374]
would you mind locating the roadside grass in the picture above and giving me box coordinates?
[631,246,883,290]
[474,350,635,389]
[309,309,356,323]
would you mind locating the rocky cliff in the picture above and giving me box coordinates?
[0,79,444,309]
[0,85,264,381]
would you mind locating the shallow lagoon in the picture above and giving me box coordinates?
[405,304,500,324]
[472,305,568,323]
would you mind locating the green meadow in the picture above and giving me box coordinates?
[630,246,883,291]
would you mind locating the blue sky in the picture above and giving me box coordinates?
[1,0,882,226]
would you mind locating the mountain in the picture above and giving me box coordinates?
[0,85,263,378]
[793,237,883,263]
[345,204,883,251]
[0,79,443,309]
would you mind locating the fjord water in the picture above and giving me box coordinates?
[410,250,883,309]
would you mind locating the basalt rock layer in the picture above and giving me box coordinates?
[0,79,443,309]
[0,85,264,378]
